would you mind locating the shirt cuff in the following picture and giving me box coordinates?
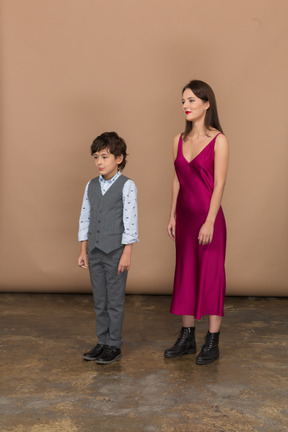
[78,233,88,242]
[121,233,139,244]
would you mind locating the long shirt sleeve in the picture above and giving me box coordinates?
[121,179,138,244]
[78,181,91,242]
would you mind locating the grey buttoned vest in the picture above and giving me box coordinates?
[87,175,129,254]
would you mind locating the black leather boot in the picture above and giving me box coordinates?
[164,327,196,358]
[196,331,220,365]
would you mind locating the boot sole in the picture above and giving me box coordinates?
[164,348,196,359]
[196,354,219,365]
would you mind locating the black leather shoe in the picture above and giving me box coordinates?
[83,344,105,361]
[164,327,196,358]
[96,346,122,364]
[196,331,220,365]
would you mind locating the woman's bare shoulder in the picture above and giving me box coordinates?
[215,132,228,152]
[172,133,182,159]
[173,133,182,149]
[174,133,182,143]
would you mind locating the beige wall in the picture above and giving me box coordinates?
[0,0,287,295]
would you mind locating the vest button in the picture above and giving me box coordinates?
[96,241,99,243]
[97,230,100,233]
[98,221,101,223]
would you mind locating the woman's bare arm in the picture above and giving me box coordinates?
[167,134,181,240]
[198,134,229,245]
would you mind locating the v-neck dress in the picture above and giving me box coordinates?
[170,133,226,319]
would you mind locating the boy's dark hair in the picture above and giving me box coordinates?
[91,132,127,170]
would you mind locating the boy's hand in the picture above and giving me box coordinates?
[118,244,133,274]
[77,253,88,269]
[78,240,88,269]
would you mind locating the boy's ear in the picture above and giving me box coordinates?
[116,155,124,165]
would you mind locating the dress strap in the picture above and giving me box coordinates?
[214,132,223,141]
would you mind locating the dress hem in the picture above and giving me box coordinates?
[170,311,224,320]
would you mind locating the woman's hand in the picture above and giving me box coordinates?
[198,220,214,245]
[167,216,176,240]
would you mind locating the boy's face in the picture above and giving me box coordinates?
[92,148,123,180]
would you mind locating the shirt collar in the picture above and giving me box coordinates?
[99,170,122,184]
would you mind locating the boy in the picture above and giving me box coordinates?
[77,132,138,365]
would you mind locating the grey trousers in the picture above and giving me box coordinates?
[88,246,127,348]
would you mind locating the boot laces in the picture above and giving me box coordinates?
[202,333,217,350]
[175,328,190,346]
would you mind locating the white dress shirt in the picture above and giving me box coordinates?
[78,171,138,245]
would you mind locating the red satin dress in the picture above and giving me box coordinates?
[170,133,226,319]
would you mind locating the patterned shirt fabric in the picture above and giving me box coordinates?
[78,171,138,245]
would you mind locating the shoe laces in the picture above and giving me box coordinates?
[104,345,118,354]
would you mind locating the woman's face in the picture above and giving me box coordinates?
[182,88,210,123]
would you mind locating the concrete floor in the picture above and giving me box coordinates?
[0,294,287,432]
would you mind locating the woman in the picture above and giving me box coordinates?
[165,80,229,365]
